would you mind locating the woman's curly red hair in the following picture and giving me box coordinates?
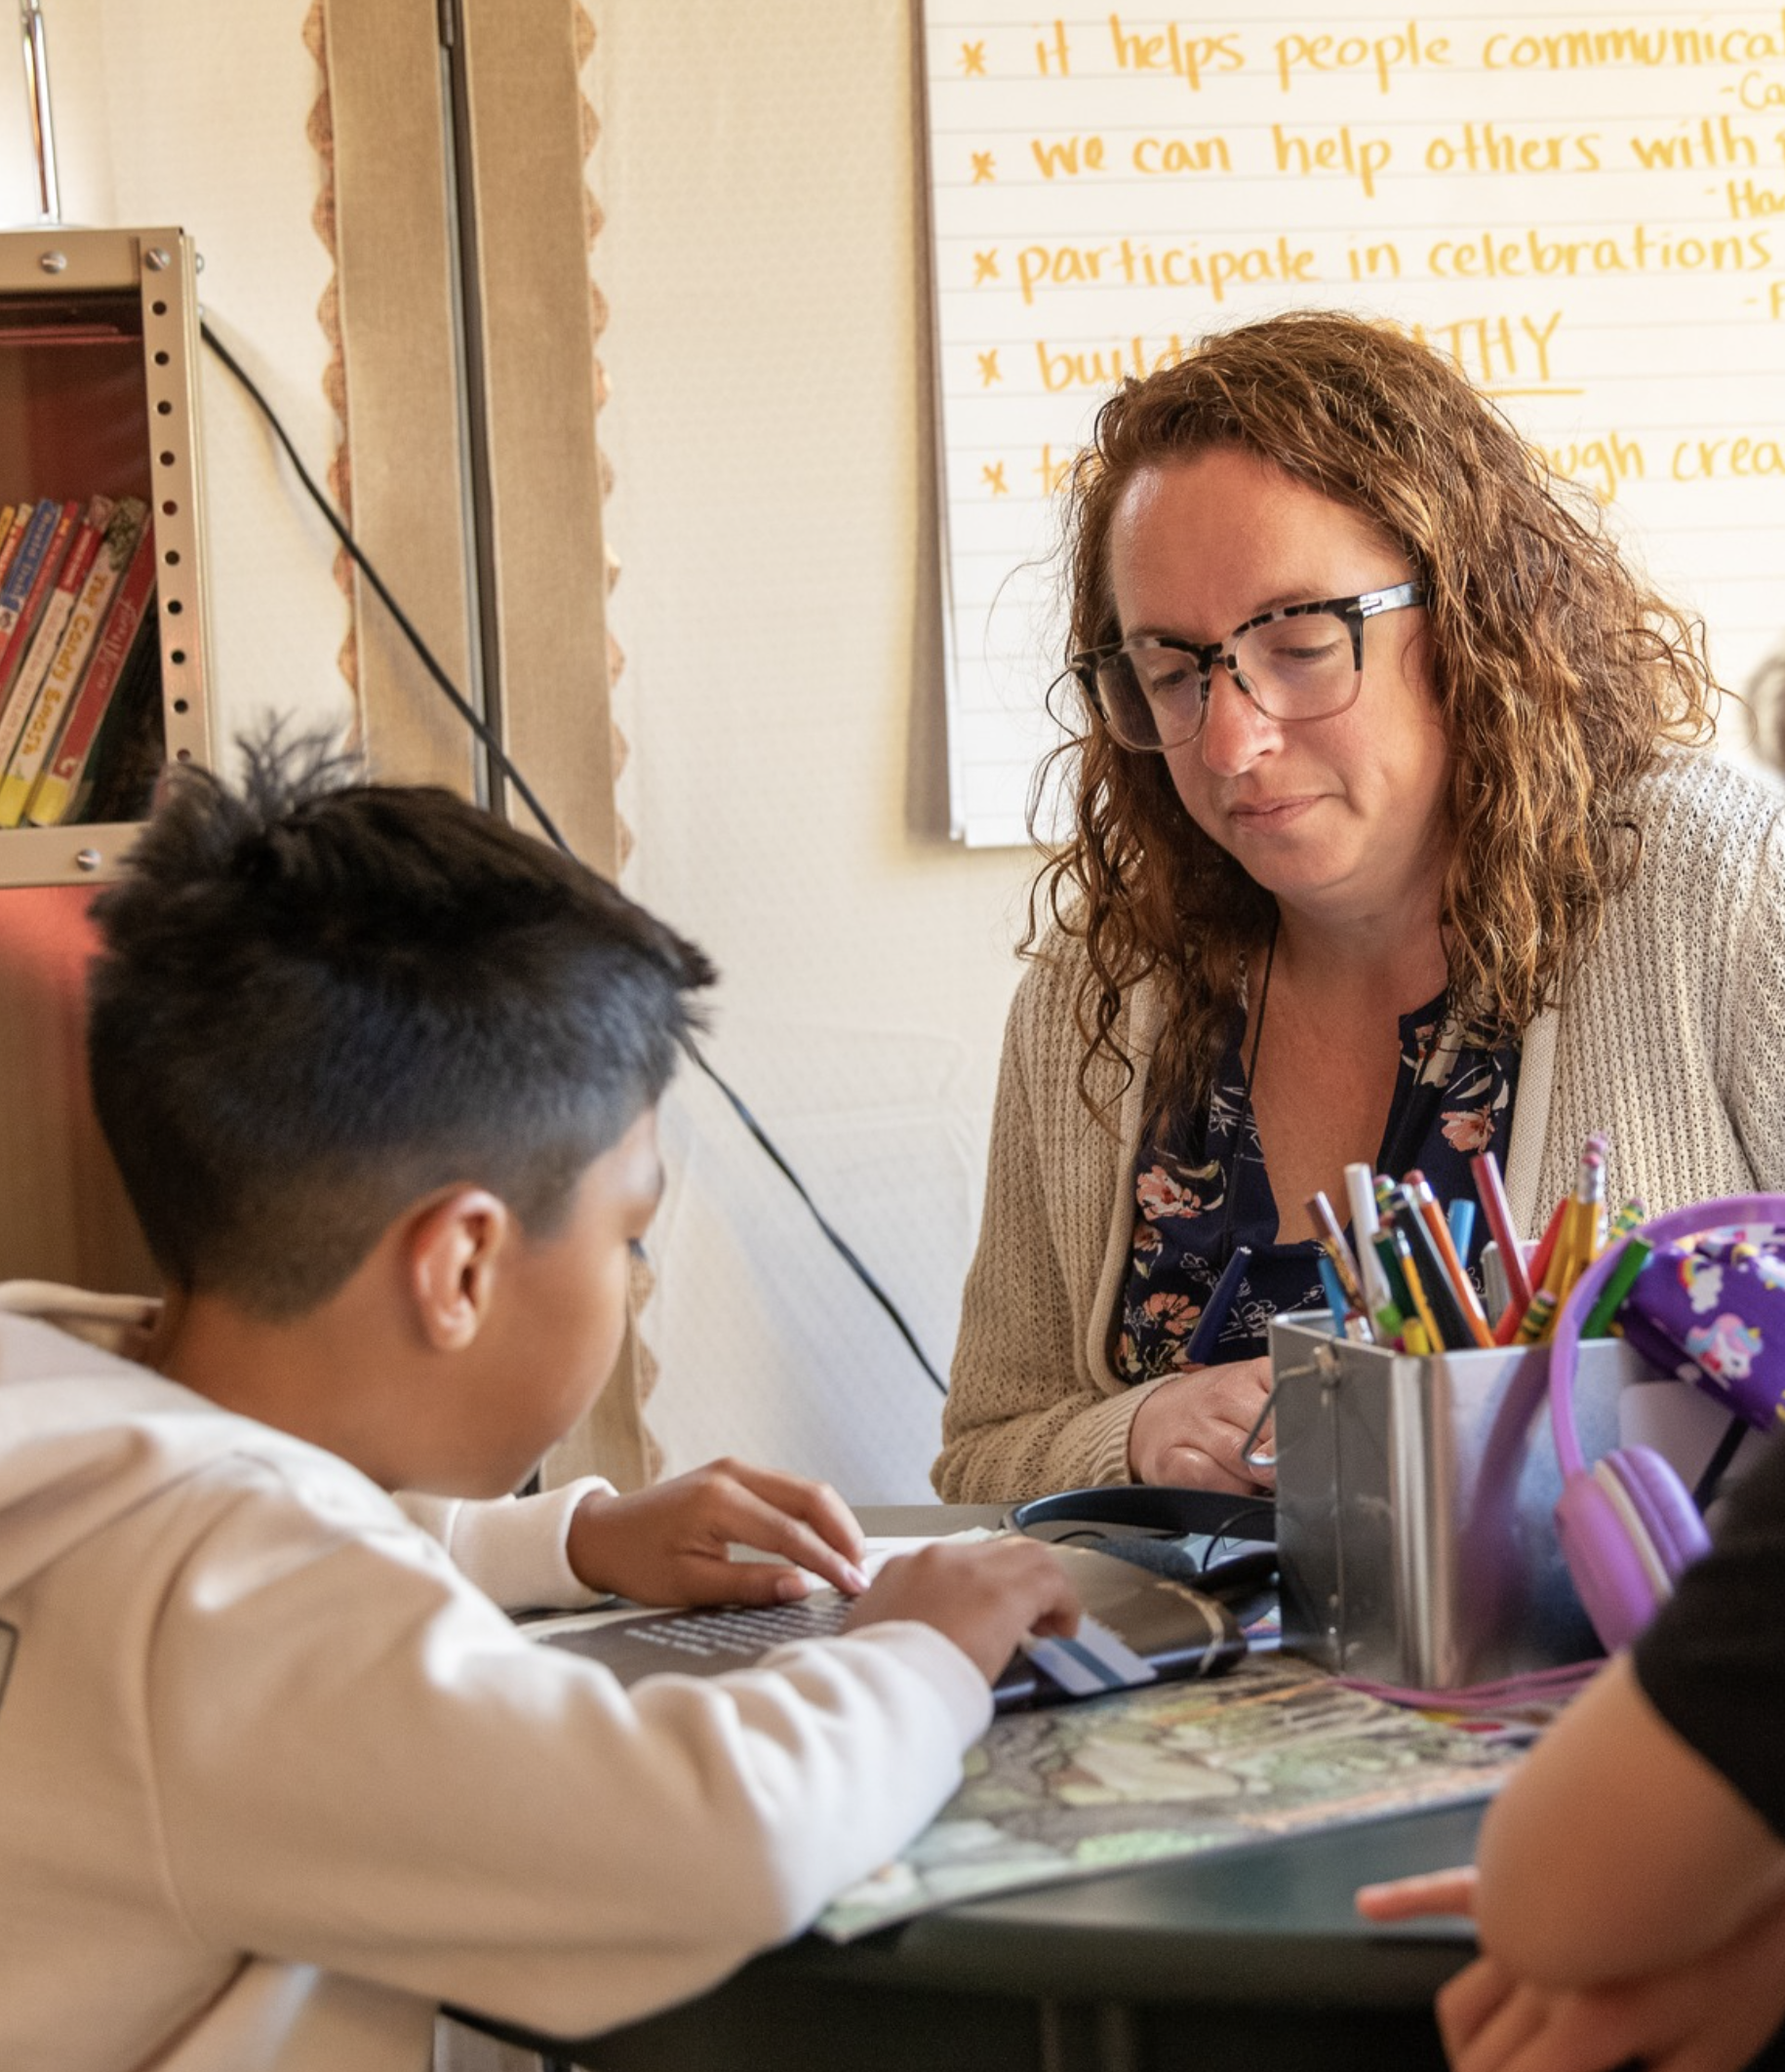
[1028,310,1719,1126]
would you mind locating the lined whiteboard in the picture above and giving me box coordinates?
[925,3,1785,845]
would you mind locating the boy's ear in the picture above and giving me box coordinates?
[403,1187,515,1351]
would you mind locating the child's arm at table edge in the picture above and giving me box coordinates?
[1358,1655,1785,1989]
[1469,1654,1785,1984]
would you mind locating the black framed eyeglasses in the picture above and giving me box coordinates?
[1069,580,1427,752]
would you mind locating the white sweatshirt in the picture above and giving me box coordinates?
[0,1292,989,2072]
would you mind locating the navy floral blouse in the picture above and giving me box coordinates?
[1114,993,1521,1379]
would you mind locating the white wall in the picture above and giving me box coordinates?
[587,4,1038,1498]
[1,0,1040,1502]
[0,0,352,754]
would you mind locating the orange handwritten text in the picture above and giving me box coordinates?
[1628,115,1758,170]
[1429,225,1772,278]
[1411,309,1564,383]
[1542,433,1646,501]
[1735,70,1785,111]
[1034,444,1075,494]
[1485,22,1785,69]
[1032,135,1105,177]
[1036,334,1192,391]
[1727,177,1785,217]
[1016,235,1316,304]
[1672,434,1785,478]
[1273,22,1450,91]
[1273,124,1392,197]
[1133,134,1232,174]
[1425,123,1602,174]
[1106,16,1244,90]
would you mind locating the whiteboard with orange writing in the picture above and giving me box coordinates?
[927,3,1785,845]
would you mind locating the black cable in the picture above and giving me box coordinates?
[200,319,950,1398]
[1691,1412,1748,1512]
[693,1064,948,1392]
[198,321,568,851]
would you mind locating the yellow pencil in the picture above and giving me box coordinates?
[1513,1287,1559,1347]
[1391,1230,1446,1355]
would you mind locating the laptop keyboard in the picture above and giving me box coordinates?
[606,1594,853,1664]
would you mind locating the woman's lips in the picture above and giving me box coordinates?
[1226,794,1323,828]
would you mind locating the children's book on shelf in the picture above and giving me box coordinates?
[24,522,158,827]
[1,498,147,828]
[61,608,162,827]
[0,491,162,830]
[0,502,78,734]
[0,497,113,826]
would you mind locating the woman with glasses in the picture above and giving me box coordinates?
[933,309,1785,1503]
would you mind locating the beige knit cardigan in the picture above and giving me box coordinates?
[933,751,1785,1503]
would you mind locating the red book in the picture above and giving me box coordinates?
[26,526,157,827]
[0,499,80,777]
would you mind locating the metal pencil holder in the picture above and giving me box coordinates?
[1270,1315,1658,1690]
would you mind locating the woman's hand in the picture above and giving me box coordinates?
[1127,1355,1275,1491]
[567,1458,870,1606]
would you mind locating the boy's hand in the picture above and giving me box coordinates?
[841,1537,1080,1684]
[567,1459,869,1606]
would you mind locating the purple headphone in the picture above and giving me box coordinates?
[1548,1193,1783,1653]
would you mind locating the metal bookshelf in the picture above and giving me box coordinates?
[0,224,213,887]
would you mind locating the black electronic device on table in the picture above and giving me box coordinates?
[1007,1486,1279,1602]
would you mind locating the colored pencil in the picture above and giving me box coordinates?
[1316,1255,1351,1336]
[1496,1196,1568,1342]
[1581,1236,1654,1338]
[1345,1162,1394,1318]
[1305,1191,1365,1311]
[1470,1150,1531,1313]
[1408,1172,1492,1349]
[1512,1287,1559,1347]
[1390,1226,1448,1353]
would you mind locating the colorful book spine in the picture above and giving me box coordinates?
[0,500,80,771]
[25,525,158,828]
[0,501,64,654]
[0,506,18,584]
[0,498,143,828]
[0,497,115,824]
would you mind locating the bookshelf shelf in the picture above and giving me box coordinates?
[0,225,212,887]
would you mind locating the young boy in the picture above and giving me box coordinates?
[1358,1428,1785,2071]
[0,739,1077,2072]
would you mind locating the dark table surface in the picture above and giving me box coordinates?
[461,1504,1486,2071]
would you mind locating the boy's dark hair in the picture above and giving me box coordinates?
[87,733,714,1318]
